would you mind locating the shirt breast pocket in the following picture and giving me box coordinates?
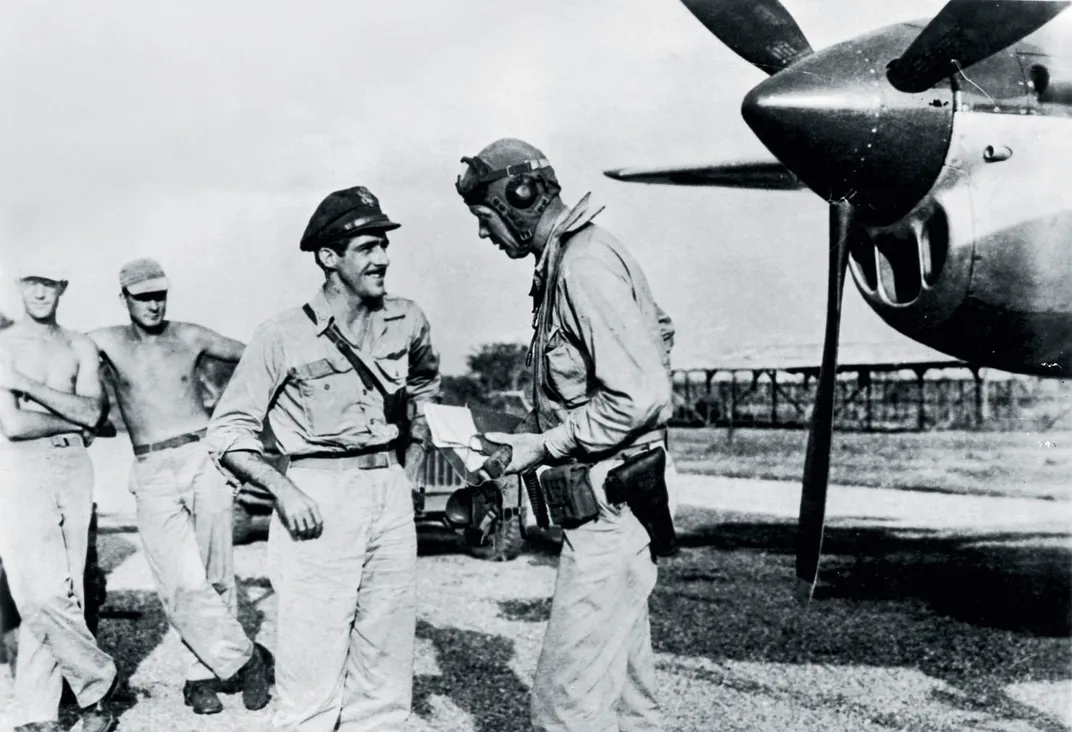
[372,344,409,392]
[544,328,588,407]
[291,356,365,437]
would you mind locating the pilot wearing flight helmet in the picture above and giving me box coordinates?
[455,138,680,732]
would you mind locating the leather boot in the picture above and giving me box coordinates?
[183,679,224,715]
[237,642,272,710]
[81,673,120,732]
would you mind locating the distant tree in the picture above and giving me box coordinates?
[441,342,533,416]
[441,374,486,408]
[466,342,531,393]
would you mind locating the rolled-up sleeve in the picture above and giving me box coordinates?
[207,322,286,459]
[541,256,670,458]
[404,306,442,443]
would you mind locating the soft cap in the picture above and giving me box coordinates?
[119,257,170,295]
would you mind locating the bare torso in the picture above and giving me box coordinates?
[91,322,212,446]
[0,323,84,443]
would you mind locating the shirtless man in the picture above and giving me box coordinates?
[0,262,119,732]
[89,258,270,716]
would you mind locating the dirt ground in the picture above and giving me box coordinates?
[1,435,1069,731]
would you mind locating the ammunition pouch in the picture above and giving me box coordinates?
[538,462,599,529]
[604,447,678,560]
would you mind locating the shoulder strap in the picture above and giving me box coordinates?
[302,303,386,398]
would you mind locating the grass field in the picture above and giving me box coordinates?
[670,428,1072,501]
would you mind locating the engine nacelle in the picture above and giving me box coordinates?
[849,66,1072,377]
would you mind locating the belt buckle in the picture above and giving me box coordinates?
[621,441,658,462]
[362,452,390,470]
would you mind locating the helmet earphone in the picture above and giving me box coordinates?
[505,173,540,209]
[456,145,561,242]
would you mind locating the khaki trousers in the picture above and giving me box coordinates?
[0,436,117,726]
[129,440,253,681]
[269,459,416,732]
[531,454,680,732]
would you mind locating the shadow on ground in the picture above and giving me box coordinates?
[416,524,563,566]
[35,531,270,727]
[650,505,1072,728]
[413,619,530,732]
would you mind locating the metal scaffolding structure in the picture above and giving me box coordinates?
[671,360,1072,433]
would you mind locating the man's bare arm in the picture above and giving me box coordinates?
[221,450,322,540]
[188,324,245,363]
[8,336,106,430]
[0,389,82,440]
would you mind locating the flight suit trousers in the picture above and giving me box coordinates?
[0,436,117,726]
[532,453,680,732]
[268,458,417,732]
[129,440,253,681]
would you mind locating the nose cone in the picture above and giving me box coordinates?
[741,26,954,223]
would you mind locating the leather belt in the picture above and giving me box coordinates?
[289,443,399,471]
[50,434,85,449]
[597,427,668,464]
[0,433,85,451]
[133,428,206,456]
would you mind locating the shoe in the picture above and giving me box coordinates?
[219,672,241,695]
[220,644,274,695]
[81,673,120,732]
[13,722,63,732]
[237,642,271,710]
[183,679,224,715]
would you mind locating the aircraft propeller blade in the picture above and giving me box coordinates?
[887,0,1070,93]
[604,160,805,190]
[795,200,854,604]
[680,0,812,74]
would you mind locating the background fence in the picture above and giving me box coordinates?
[672,365,1072,432]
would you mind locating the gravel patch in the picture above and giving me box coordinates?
[2,498,1068,731]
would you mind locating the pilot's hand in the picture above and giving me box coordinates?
[275,482,323,541]
[481,432,547,476]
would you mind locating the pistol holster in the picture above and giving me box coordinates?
[604,447,678,560]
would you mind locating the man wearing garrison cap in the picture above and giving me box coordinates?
[208,186,441,731]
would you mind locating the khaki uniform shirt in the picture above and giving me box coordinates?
[532,195,675,459]
[207,289,441,458]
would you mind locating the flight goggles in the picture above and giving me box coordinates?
[455,156,554,201]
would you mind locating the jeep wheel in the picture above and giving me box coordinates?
[470,504,527,562]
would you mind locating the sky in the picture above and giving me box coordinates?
[1,0,965,373]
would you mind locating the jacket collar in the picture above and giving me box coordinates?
[307,288,405,343]
[533,193,604,280]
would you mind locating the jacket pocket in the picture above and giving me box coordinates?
[543,328,588,407]
[373,346,409,391]
[292,356,366,437]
